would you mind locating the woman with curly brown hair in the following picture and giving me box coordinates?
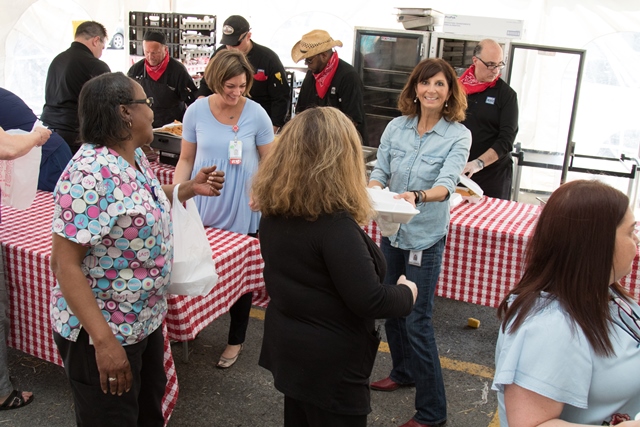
[254,106,416,427]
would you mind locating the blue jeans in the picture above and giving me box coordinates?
[381,236,447,425]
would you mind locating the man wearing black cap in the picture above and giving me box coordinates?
[41,21,111,154]
[127,31,197,128]
[197,15,289,134]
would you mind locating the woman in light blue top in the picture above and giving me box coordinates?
[493,180,640,427]
[174,50,273,369]
[368,58,470,427]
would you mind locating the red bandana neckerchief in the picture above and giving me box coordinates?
[459,64,499,95]
[313,51,339,99]
[145,49,170,81]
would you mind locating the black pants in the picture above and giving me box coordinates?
[228,292,252,345]
[227,230,258,346]
[471,163,513,200]
[284,396,367,427]
[54,327,166,427]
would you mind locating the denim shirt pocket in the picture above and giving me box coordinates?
[389,149,406,175]
[419,155,445,186]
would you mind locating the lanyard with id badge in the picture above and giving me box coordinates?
[229,124,242,165]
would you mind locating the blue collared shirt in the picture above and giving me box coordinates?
[370,115,471,251]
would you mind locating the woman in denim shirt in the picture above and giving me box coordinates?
[368,58,470,427]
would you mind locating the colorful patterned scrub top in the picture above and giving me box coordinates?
[50,144,173,346]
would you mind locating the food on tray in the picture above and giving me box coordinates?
[156,120,183,136]
[455,174,484,203]
[455,187,478,197]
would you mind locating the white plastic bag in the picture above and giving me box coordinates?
[167,184,218,296]
[0,127,42,210]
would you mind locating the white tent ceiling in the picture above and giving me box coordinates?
[1,0,639,197]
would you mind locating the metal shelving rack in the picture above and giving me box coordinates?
[128,11,216,74]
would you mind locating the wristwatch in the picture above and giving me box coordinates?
[476,158,485,169]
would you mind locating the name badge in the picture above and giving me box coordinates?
[409,250,422,267]
[229,140,242,165]
[485,96,496,105]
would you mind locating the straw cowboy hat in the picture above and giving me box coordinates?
[291,30,343,63]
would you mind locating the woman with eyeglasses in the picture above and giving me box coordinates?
[173,49,274,369]
[493,180,640,426]
[459,38,519,200]
[49,72,224,426]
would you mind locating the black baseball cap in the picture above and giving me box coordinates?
[143,31,166,45]
[220,15,250,46]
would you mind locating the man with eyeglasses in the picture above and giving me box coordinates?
[459,39,519,200]
[41,21,111,154]
[127,31,197,129]
[196,15,290,134]
[292,29,366,143]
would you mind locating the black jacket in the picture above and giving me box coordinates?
[128,57,197,128]
[41,42,110,132]
[258,212,413,415]
[296,59,366,141]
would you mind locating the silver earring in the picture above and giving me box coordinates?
[128,121,132,128]
[413,97,417,104]
[445,101,448,108]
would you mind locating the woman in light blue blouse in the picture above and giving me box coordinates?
[368,58,470,427]
[174,50,273,369]
[493,180,640,426]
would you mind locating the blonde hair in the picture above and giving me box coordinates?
[204,49,254,96]
[252,107,373,224]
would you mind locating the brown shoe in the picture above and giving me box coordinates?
[370,377,414,391]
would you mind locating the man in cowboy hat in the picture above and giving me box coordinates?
[196,15,290,134]
[128,30,197,128]
[292,29,367,142]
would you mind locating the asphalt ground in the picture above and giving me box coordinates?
[0,296,501,427]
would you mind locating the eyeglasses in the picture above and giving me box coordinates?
[476,56,506,70]
[125,97,154,108]
[610,287,640,344]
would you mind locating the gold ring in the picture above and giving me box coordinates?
[108,377,117,382]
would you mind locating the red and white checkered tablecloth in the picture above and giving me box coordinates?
[152,162,177,186]
[365,197,640,308]
[165,228,265,340]
[151,161,270,314]
[0,189,267,423]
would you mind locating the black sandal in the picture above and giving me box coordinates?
[0,390,34,410]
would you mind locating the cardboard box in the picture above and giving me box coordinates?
[443,14,524,39]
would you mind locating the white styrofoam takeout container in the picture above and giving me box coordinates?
[367,188,420,224]
[456,174,484,203]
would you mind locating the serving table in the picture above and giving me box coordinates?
[365,196,640,307]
